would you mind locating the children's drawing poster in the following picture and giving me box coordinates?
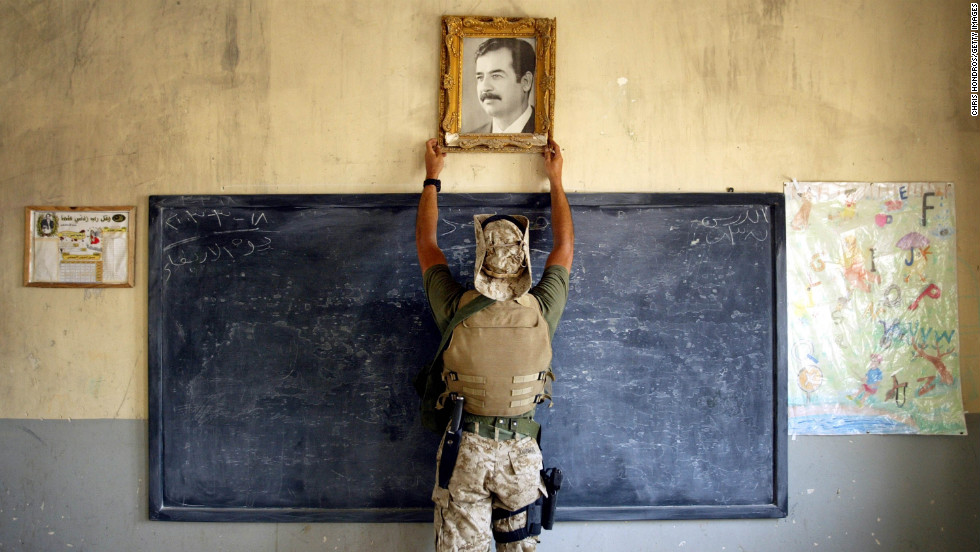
[24,206,136,288]
[785,182,965,435]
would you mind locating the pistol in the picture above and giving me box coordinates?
[540,467,563,530]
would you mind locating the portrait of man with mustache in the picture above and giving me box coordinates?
[462,38,536,134]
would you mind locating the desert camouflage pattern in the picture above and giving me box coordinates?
[473,214,532,301]
[433,431,547,551]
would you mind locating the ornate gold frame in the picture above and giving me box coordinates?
[439,16,556,153]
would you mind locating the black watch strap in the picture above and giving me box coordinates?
[423,178,441,192]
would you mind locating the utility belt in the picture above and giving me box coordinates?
[461,412,540,442]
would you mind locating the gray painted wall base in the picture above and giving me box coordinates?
[2,418,978,551]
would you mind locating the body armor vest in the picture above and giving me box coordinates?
[442,291,554,417]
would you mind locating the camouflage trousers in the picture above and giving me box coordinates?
[432,431,546,552]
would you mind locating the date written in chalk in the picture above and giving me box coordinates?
[972,3,978,115]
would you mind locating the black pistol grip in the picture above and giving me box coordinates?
[450,395,465,432]
[551,468,563,491]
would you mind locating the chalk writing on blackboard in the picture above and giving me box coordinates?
[162,209,276,281]
[694,207,771,245]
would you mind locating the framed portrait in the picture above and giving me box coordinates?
[439,16,556,153]
[24,206,136,288]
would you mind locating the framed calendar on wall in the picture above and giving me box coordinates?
[24,206,136,288]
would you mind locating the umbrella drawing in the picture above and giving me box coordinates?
[896,232,929,266]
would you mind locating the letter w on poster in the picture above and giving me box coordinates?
[784,182,965,435]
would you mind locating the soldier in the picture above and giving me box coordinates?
[415,138,573,551]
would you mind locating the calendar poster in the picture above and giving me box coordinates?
[25,206,136,288]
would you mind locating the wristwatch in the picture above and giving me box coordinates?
[423,178,441,193]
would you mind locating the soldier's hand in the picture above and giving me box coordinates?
[425,138,446,180]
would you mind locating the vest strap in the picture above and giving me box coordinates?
[509,396,536,409]
[513,372,545,384]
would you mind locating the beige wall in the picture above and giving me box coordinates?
[1,0,977,419]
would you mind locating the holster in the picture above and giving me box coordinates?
[492,466,563,544]
[437,395,465,489]
[540,467,563,530]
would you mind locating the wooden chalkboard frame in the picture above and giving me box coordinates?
[148,193,786,523]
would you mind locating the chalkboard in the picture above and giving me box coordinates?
[148,193,787,522]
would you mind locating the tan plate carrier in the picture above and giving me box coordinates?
[441,291,554,417]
